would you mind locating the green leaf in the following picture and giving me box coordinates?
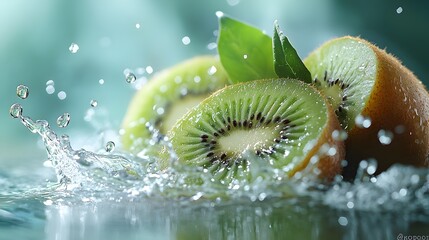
[217,15,277,83]
[273,21,312,83]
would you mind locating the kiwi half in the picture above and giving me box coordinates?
[168,78,344,182]
[121,56,229,153]
[304,36,429,178]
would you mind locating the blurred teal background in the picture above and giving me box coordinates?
[1,0,428,168]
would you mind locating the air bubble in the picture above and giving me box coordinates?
[46,80,54,86]
[396,7,403,14]
[126,72,137,83]
[355,114,371,128]
[90,100,98,107]
[243,54,248,59]
[105,141,115,152]
[135,23,141,29]
[69,43,79,53]
[9,103,23,118]
[378,129,393,145]
[182,36,191,45]
[57,91,67,100]
[16,85,29,99]
[346,201,354,209]
[57,113,71,128]
[99,79,105,85]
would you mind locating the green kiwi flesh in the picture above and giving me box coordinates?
[304,37,377,130]
[121,56,229,152]
[169,78,334,182]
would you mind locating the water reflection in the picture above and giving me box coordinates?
[44,198,429,240]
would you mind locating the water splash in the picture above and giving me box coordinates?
[10,104,145,188]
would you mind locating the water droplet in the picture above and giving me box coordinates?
[207,42,217,50]
[46,85,55,95]
[378,129,393,145]
[156,108,165,115]
[99,79,105,85]
[146,66,153,74]
[338,216,348,226]
[57,91,67,100]
[16,84,29,99]
[243,54,248,59]
[135,23,141,29]
[69,43,79,53]
[194,76,201,83]
[125,72,137,83]
[355,114,371,128]
[181,36,191,45]
[331,129,348,141]
[57,113,71,128]
[105,141,115,152]
[394,125,405,134]
[9,103,23,118]
[208,66,217,75]
[90,100,98,107]
[227,0,240,6]
[396,7,403,14]
[215,11,224,18]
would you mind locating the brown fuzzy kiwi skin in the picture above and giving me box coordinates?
[313,36,429,178]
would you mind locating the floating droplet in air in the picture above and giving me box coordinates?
[126,72,137,83]
[105,141,115,152]
[378,129,394,145]
[90,100,98,107]
[146,66,153,74]
[9,103,23,118]
[16,84,29,99]
[46,80,55,94]
[58,91,67,100]
[57,113,71,128]
[69,43,79,53]
[182,36,191,45]
[396,7,403,14]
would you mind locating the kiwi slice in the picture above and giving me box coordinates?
[168,78,344,182]
[304,36,429,177]
[121,56,229,153]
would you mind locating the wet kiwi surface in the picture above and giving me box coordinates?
[304,36,429,178]
[168,78,344,182]
[121,56,229,153]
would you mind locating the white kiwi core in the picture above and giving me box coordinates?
[218,127,276,156]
